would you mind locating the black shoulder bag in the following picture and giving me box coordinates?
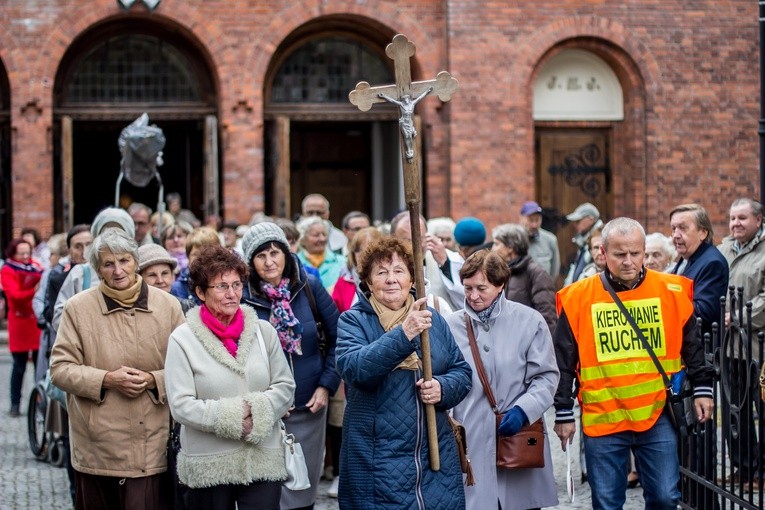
[598,272,696,434]
[303,280,328,357]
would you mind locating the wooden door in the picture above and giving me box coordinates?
[203,115,219,220]
[290,122,371,225]
[535,129,611,282]
[61,116,74,231]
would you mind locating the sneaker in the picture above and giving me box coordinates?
[8,405,20,417]
[328,477,339,498]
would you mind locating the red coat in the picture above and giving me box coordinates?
[1,258,43,353]
[331,274,358,314]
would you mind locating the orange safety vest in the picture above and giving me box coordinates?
[557,270,694,437]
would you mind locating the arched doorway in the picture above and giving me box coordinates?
[53,20,219,230]
[533,48,624,283]
[0,58,10,248]
[264,23,405,225]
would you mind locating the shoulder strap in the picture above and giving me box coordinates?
[303,278,319,322]
[432,294,440,314]
[598,272,672,390]
[465,314,500,413]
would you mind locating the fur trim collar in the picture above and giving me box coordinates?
[184,305,259,375]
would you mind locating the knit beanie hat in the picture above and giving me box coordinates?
[242,222,290,263]
[137,243,178,274]
[91,207,136,239]
[453,217,487,247]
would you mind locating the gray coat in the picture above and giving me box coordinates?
[447,297,559,510]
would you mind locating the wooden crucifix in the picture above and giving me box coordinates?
[349,34,458,472]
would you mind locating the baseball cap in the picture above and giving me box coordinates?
[520,201,543,217]
[566,202,600,222]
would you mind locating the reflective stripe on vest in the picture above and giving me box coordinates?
[557,270,694,436]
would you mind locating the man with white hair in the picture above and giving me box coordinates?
[301,193,347,254]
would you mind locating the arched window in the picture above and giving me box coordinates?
[533,49,624,121]
[270,37,392,103]
[64,34,202,104]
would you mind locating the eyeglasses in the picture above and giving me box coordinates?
[207,281,244,293]
[305,210,326,216]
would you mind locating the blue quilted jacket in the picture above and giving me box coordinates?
[241,256,341,407]
[336,288,472,509]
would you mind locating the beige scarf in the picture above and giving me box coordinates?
[99,275,143,308]
[370,293,421,371]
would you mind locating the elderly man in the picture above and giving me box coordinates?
[127,202,154,246]
[520,201,561,279]
[668,203,729,333]
[554,217,714,510]
[340,210,371,255]
[718,197,765,488]
[563,202,603,286]
[301,193,347,254]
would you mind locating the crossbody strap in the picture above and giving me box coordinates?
[303,279,326,335]
[465,314,499,413]
[598,272,672,390]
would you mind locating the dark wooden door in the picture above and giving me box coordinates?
[535,129,611,283]
[290,122,371,225]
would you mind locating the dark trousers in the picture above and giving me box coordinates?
[327,424,342,476]
[185,480,281,510]
[722,358,764,478]
[74,471,167,510]
[10,350,37,407]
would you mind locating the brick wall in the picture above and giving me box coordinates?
[0,0,757,240]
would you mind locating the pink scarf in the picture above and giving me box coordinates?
[200,305,244,358]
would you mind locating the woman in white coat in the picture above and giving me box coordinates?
[447,250,559,510]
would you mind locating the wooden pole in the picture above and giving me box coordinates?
[402,144,440,471]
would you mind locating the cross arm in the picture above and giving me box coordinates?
[348,72,458,112]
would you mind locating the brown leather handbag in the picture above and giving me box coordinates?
[466,314,545,469]
[448,415,475,485]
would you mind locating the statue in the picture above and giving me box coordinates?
[378,86,433,161]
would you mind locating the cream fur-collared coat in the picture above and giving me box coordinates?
[164,305,296,488]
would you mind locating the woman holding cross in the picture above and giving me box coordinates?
[335,236,471,509]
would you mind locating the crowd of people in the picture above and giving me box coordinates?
[0,191,762,510]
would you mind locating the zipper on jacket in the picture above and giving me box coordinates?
[413,370,426,510]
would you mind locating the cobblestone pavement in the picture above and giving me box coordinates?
[0,328,646,509]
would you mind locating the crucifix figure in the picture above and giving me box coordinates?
[378,87,432,161]
[349,34,458,472]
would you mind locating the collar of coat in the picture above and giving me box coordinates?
[184,305,259,375]
[102,280,150,312]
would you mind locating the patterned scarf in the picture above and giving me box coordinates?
[200,304,244,358]
[474,293,502,324]
[261,278,303,354]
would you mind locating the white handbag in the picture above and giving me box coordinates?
[255,326,311,491]
[281,420,311,491]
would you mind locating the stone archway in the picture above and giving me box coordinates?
[52,19,219,229]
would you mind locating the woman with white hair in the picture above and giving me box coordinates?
[645,232,676,272]
[295,215,346,292]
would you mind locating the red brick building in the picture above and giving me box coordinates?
[0,0,758,266]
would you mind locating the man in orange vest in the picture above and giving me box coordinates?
[552,217,714,509]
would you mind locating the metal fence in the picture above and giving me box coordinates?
[679,287,764,510]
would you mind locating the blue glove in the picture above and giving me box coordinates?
[498,406,529,436]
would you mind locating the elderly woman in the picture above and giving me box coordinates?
[171,226,223,304]
[138,243,196,314]
[491,223,557,334]
[240,221,341,510]
[1,238,44,417]
[49,229,185,508]
[336,236,472,509]
[447,250,559,510]
[645,232,676,272]
[578,228,605,280]
[161,220,194,278]
[164,246,296,509]
[296,216,346,292]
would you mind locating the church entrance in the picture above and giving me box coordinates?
[264,28,406,224]
[52,22,218,231]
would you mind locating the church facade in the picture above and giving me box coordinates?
[0,0,757,262]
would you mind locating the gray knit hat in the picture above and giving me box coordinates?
[91,207,136,239]
[242,221,290,263]
[137,243,178,274]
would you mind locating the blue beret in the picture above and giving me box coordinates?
[453,217,486,247]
